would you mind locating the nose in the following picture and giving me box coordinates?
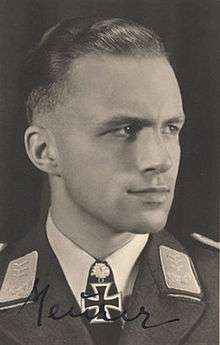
[135,129,173,174]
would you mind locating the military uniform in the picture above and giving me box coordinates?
[0,218,218,345]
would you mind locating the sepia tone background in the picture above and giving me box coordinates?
[0,0,219,243]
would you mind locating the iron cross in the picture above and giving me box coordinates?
[81,282,122,323]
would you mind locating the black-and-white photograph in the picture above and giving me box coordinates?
[0,1,219,344]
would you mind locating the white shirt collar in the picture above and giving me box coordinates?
[46,212,149,307]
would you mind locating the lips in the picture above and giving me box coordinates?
[127,186,170,203]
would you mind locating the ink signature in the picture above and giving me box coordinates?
[19,278,180,329]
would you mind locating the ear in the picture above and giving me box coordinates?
[24,125,61,176]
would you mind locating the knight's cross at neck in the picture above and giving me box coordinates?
[81,261,122,323]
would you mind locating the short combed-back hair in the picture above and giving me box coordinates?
[22,17,167,123]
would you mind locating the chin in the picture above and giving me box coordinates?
[123,210,169,235]
[130,222,166,235]
[112,217,168,235]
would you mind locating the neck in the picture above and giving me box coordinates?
[50,180,134,259]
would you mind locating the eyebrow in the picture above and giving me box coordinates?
[165,114,186,124]
[97,113,186,130]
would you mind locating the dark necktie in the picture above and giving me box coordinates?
[81,260,123,345]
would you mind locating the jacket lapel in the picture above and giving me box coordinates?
[0,223,95,345]
[119,230,206,345]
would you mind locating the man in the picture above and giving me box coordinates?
[0,17,218,345]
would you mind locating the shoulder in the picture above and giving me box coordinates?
[180,232,219,279]
[176,233,219,344]
[183,232,219,275]
[181,232,219,307]
[0,244,6,253]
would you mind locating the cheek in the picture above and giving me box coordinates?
[60,133,130,173]
[172,143,181,164]
[171,144,181,180]
[57,135,119,190]
[166,141,181,179]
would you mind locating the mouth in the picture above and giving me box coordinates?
[127,187,170,204]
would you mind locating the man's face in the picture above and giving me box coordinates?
[51,54,184,234]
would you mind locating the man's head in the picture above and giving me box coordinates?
[24,17,185,235]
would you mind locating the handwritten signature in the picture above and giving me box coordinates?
[19,278,180,329]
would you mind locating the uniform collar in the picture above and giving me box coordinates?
[46,211,149,306]
[0,222,206,345]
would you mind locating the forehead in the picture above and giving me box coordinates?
[55,54,183,126]
[68,54,179,94]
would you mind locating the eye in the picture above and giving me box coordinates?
[163,124,180,136]
[111,123,142,138]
